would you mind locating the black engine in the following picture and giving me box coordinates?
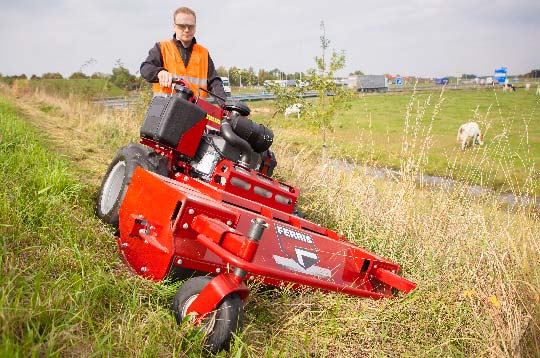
[192,101,275,180]
[140,94,276,181]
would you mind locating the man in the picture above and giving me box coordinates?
[140,7,226,100]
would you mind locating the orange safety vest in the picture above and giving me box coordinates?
[152,40,209,97]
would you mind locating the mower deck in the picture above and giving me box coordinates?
[118,166,416,300]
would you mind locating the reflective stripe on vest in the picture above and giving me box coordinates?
[152,40,209,97]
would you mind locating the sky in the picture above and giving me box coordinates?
[0,0,539,79]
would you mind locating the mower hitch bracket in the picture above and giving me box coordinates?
[128,214,169,254]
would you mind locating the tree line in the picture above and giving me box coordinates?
[2,59,539,91]
[1,57,363,91]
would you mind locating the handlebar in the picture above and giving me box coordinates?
[170,76,226,107]
[171,76,189,87]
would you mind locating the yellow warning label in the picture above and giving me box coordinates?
[206,114,220,124]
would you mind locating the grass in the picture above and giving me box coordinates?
[251,87,540,196]
[1,82,539,357]
[0,96,211,357]
[10,78,127,99]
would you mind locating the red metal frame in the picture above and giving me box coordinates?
[118,167,416,322]
[207,160,299,214]
[116,86,416,324]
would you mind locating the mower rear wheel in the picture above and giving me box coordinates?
[171,276,244,354]
[95,143,167,230]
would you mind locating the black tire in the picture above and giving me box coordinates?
[171,276,244,354]
[95,143,167,229]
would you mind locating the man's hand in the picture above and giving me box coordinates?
[157,70,173,88]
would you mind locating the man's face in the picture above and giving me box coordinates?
[174,13,196,46]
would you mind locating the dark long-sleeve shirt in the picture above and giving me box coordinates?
[140,35,226,99]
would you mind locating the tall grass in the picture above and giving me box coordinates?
[1,83,539,357]
[266,86,540,356]
[271,125,539,358]
[3,83,150,185]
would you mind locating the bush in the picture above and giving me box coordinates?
[69,71,88,79]
[42,72,63,79]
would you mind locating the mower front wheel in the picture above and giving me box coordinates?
[95,143,167,230]
[171,276,244,354]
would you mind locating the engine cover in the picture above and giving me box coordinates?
[140,96,207,157]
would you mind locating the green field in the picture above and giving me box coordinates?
[252,87,540,196]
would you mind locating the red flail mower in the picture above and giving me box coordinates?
[96,79,416,354]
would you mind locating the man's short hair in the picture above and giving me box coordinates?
[173,7,196,22]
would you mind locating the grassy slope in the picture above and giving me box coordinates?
[1,84,539,357]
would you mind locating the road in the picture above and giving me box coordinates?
[93,84,497,108]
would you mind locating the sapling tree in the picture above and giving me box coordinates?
[269,21,354,160]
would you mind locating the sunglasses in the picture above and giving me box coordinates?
[175,23,196,31]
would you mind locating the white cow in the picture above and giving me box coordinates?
[284,103,302,118]
[457,122,484,150]
[536,85,540,96]
[502,83,515,92]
